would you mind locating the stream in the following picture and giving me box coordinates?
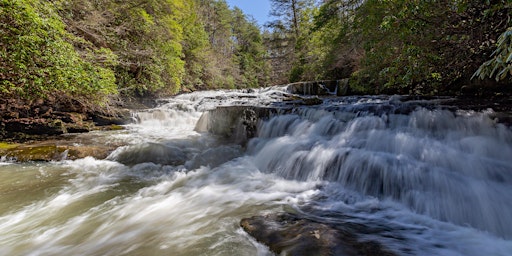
[1,87,512,255]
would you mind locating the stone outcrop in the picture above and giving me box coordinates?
[285,79,350,96]
[195,106,277,145]
[0,97,132,141]
[240,213,396,256]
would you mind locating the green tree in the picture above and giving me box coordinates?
[196,0,237,88]
[474,27,512,82]
[266,0,315,83]
[181,0,211,90]
[310,0,363,80]
[0,0,117,106]
[231,7,270,87]
[317,0,512,94]
[109,0,187,96]
[196,0,270,88]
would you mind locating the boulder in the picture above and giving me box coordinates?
[195,106,276,145]
[240,213,396,256]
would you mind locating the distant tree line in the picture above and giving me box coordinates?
[1,0,511,112]
[266,0,512,95]
[0,0,270,110]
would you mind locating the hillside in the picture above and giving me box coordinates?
[0,0,510,139]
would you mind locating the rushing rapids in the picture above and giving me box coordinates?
[1,88,512,255]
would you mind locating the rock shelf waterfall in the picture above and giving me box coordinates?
[1,89,512,255]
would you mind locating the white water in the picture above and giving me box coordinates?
[1,89,512,255]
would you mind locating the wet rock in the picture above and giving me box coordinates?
[286,80,342,96]
[91,109,132,126]
[283,95,324,106]
[0,141,117,161]
[195,106,276,145]
[336,78,350,96]
[107,142,187,166]
[240,213,396,256]
[2,118,67,136]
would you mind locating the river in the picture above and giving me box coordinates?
[1,87,512,255]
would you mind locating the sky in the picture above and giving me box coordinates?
[225,0,272,26]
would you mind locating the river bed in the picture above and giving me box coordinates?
[1,88,512,255]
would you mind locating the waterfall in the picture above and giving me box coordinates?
[1,90,511,256]
[249,104,512,239]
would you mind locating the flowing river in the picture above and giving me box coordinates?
[1,88,512,255]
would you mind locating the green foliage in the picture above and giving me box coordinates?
[1,0,269,108]
[231,8,271,88]
[91,0,188,96]
[265,0,316,83]
[196,0,270,89]
[474,27,512,81]
[349,0,444,93]
[0,0,117,103]
[7,0,508,102]
[301,0,512,94]
[181,1,211,89]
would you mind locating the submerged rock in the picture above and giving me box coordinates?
[240,213,396,256]
[107,142,187,166]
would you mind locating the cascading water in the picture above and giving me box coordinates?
[1,89,511,256]
[251,105,512,238]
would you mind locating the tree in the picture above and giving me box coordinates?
[265,0,511,94]
[343,0,510,94]
[196,0,270,88]
[266,0,315,83]
[181,0,211,90]
[231,7,271,87]
[310,0,363,80]
[474,27,512,82]
[0,0,117,105]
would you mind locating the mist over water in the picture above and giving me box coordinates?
[1,89,512,255]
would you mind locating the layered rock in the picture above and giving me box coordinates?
[285,79,350,96]
[195,106,277,145]
[0,97,132,141]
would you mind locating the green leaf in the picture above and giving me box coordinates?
[506,52,512,63]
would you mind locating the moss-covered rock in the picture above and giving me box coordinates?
[1,141,117,162]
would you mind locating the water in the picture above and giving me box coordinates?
[1,89,512,255]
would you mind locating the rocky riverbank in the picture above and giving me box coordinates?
[0,96,143,161]
[0,96,149,142]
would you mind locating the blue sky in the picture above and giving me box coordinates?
[225,0,272,26]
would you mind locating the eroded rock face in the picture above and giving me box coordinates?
[0,97,132,141]
[240,213,396,256]
[286,81,334,96]
[195,106,276,145]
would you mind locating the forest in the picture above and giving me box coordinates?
[1,0,511,112]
